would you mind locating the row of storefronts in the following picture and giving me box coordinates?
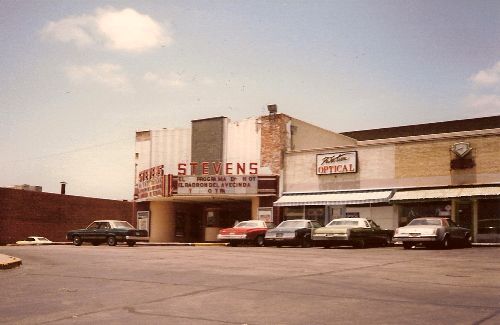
[134,110,500,243]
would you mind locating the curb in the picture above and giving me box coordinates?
[0,255,22,270]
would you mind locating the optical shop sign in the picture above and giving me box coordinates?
[177,175,258,195]
[316,151,357,175]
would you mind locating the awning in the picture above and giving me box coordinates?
[391,185,500,202]
[274,190,394,207]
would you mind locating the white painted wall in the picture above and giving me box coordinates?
[225,117,263,172]
[135,128,191,179]
[284,144,396,192]
[346,206,397,229]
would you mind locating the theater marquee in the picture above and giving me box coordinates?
[176,175,258,195]
[316,151,358,175]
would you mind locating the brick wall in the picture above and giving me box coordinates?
[0,187,134,245]
[395,135,500,179]
[260,114,291,174]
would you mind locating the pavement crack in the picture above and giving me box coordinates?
[472,309,500,325]
[124,306,250,324]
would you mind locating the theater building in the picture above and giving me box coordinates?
[134,107,355,242]
[276,115,500,242]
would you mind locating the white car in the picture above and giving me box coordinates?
[16,236,53,245]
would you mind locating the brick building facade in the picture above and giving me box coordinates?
[0,187,134,245]
[276,115,500,243]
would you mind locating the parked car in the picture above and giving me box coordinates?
[393,217,471,249]
[265,219,322,247]
[16,236,53,245]
[66,220,149,247]
[476,219,500,243]
[313,218,393,249]
[217,220,275,246]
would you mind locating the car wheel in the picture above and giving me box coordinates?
[382,236,392,247]
[301,236,312,248]
[127,241,136,247]
[440,235,450,249]
[276,244,282,248]
[353,239,365,249]
[229,241,238,247]
[463,234,472,248]
[403,242,412,249]
[255,235,265,247]
[323,245,331,249]
[73,236,83,246]
[107,236,117,246]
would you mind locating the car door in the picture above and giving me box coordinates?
[96,222,111,241]
[84,222,100,241]
[446,219,465,241]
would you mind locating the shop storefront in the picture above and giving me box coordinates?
[277,115,500,242]
[391,185,500,242]
[274,189,396,229]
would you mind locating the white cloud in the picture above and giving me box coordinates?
[41,7,170,52]
[465,94,500,108]
[143,72,187,89]
[65,63,131,91]
[466,61,500,115]
[470,61,500,87]
[41,15,97,47]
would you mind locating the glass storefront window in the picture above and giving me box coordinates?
[477,199,500,243]
[399,202,452,226]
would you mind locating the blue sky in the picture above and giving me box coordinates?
[1,0,500,199]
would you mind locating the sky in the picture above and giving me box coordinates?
[1,0,500,200]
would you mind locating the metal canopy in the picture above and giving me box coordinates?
[273,190,394,207]
[390,186,500,202]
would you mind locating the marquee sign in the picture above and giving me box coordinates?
[175,175,258,195]
[316,151,357,175]
[135,175,166,199]
[135,165,166,199]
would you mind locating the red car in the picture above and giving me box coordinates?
[217,220,275,247]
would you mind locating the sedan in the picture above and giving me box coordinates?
[393,217,472,249]
[67,220,149,247]
[15,236,53,245]
[217,220,275,246]
[265,219,322,247]
[313,218,393,248]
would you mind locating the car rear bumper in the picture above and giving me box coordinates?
[264,238,299,246]
[313,235,349,241]
[125,236,149,242]
[393,236,437,242]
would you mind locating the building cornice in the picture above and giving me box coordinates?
[287,128,500,154]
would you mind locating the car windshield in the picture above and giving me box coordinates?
[37,237,50,241]
[408,218,442,226]
[111,221,134,229]
[327,220,360,226]
[277,220,308,228]
[235,221,263,228]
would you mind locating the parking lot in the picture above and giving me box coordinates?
[1,245,499,324]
